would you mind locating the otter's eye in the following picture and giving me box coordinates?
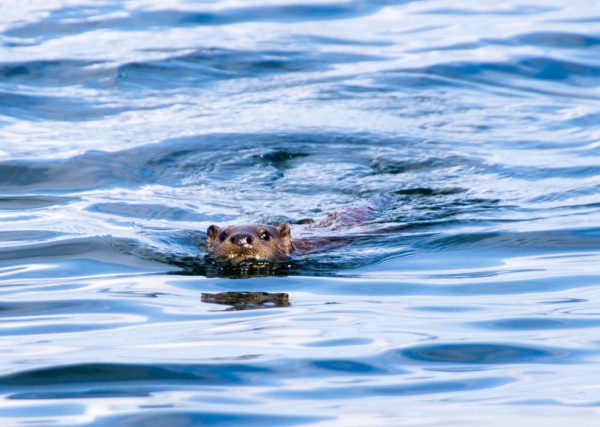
[218,232,228,242]
[260,231,271,241]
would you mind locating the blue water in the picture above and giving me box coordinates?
[1,0,600,425]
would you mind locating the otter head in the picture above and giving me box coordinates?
[205,223,293,265]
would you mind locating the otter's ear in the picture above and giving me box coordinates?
[276,223,291,240]
[206,225,221,244]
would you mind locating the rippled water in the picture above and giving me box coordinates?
[1,0,600,425]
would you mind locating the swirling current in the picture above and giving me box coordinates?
[1,1,600,425]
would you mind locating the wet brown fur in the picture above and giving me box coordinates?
[206,197,392,265]
[206,223,293,264]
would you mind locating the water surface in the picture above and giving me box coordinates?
[1,0,600,425]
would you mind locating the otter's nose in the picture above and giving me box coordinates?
[230,234,254,247]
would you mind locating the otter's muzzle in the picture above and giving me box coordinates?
[230,233,254,248]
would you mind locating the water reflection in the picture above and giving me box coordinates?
[201,291,290,310]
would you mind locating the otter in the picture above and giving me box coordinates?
[205,197,392,265]
[206,223,294,265]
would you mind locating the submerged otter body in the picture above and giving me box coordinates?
[206,223,293,264]
[205,197,392,265]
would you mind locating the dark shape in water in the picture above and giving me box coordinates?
[205,196,392,266]
[201,292,290,310]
